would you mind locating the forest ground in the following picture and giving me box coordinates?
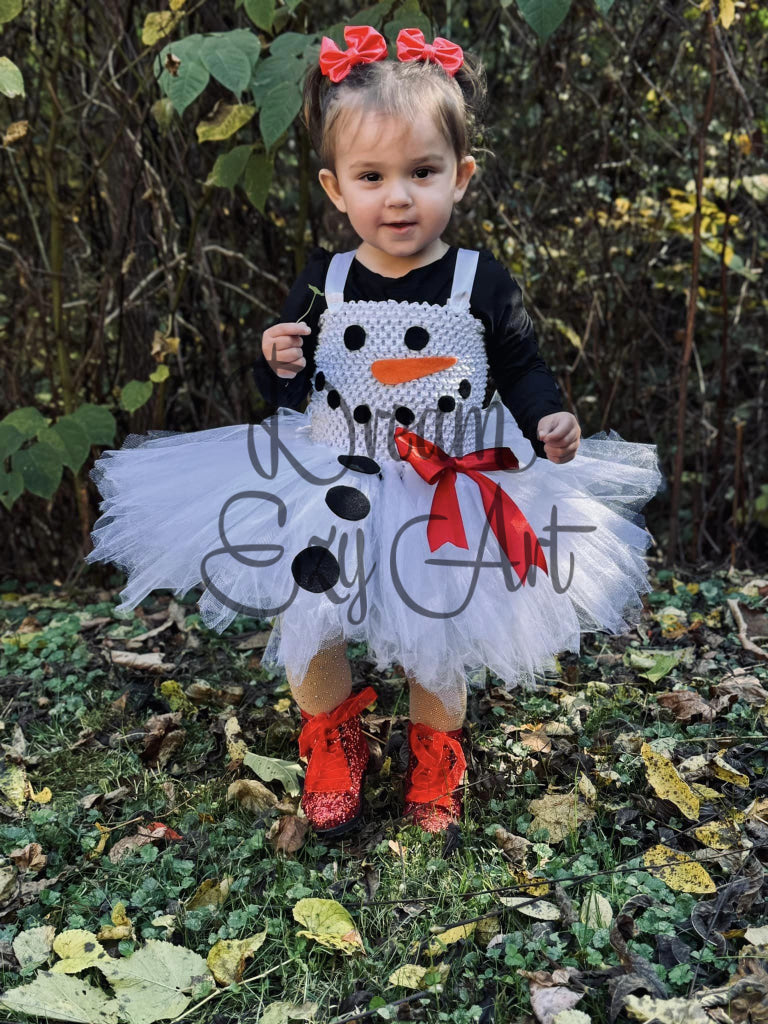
[0,563,767,1024]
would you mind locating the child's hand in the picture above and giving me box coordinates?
[261,322,311,379]
[537,412,581,464]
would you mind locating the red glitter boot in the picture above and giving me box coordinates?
[403,722,467,834]
[298,686,378,837]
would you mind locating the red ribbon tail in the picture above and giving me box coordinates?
[474,475,548,584]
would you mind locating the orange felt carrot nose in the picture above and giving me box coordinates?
[371,355,457,385]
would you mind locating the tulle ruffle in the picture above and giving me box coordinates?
[87,402,664,700]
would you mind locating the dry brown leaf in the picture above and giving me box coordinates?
[227,778,278,813]
[656,690,715,722]
[142,712,185,768]
[9,843,46,873]
[518,966,584,1024]
[268,815,310,855]
[713,674,768,707]
[493,826,532,863]
[108,833,154,864]
[110,650,173,673]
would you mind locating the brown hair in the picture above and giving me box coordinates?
[302,46,488,174]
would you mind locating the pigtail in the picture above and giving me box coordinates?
[302,62,329,163]
[454,51,488,155]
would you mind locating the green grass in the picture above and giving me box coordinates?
[0,566,766,1022]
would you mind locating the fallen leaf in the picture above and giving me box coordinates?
[388,962,450,989]
[292,898,364,954]
[744,925,768,946]
[110,650,173,673]
[206,929,267,984]
[623,993,710,1023]
[97,903,134,942]
[243,751,303,796]
[579,892,613,928]
[186,876,233,910]
[0,971,120,1022]
[221,715,247,763]
[656,691,715,722]
[9,842,46,872]
[259,1001,318,1024]
[693,819,742,850]
[527,792,595,843]
[712,750,749,787]
[51,930,109,973]
[108,832,154,864]
[227,778,278,814]
[641,743,700,821]
[268,815,310,855]
[643,844,716,894]
[500,897,561,921]
[493,826,532,863]
[518,966,584,1024]
[12,924,55,970]
[426,921,477,955]
[97,939,214,1023]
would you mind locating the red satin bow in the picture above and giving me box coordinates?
[319,25,388,83]
[394,428,548,585]
[396,27,464,76]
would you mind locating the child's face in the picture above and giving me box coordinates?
[318,108,475,270]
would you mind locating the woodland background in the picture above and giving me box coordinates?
[0,0,766,580]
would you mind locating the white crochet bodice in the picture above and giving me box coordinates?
[307,249,488,462]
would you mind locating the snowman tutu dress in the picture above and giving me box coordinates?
[88,248,664,702]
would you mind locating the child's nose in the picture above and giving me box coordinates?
[385,179,412,205]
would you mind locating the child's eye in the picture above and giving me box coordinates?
[414,167,435,179]
[361,173,380,182]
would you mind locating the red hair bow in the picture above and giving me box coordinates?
[396,27,464,76]
[319,25,388,83]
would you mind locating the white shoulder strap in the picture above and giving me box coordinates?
[324,250,356,309]
[447,248,479,309]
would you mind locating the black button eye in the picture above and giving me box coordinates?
[344,325,366,350]
[404,326,429,351]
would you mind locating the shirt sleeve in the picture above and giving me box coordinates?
[252,248,329,410]
[479,257,564,458]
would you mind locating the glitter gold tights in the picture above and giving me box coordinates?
[285,640,466,731]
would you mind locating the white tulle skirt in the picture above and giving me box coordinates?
[87,401,664,701]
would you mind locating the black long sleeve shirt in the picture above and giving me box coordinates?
[253,245,563,458]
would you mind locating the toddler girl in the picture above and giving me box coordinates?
[88,25,663,839]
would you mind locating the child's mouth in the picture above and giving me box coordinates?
[385,222,416,232]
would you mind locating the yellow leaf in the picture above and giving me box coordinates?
[693,818,742,850]
[0,764,28,810]
[426,922,477,956]
[641,743,700,821]
[293,898,364,954]
[169,0,186,9]
[196,103,256,143]
[28,781,52,804]
[187,876,233,910]
[273,698,292,713]
[51,930,108,973]
[141,11,183,46]
[643,844,716,894]
[206,930,267,985]
[2,119,28,146]
[87,823,110,861]
[509,870,549,897]
[691,783,723,800]
[97,901,134,941]
[388,962,450,989]
[712,750,749,787]
[498,897,561,921]
[719,0,735,28]
[224,716,248,762]
[527,791,595,843]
